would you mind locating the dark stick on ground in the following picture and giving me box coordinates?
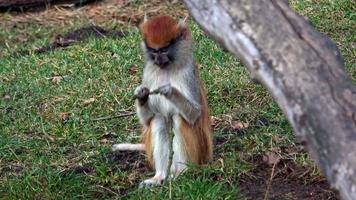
[35,26,126,54]
[91,112,136,122]
[0,0,101,12]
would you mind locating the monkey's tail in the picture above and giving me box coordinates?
[112,143,145,151]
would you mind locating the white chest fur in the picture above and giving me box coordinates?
[142,63,196,119]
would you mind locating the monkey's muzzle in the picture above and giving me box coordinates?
[154,53,171,68]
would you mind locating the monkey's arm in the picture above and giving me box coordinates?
[171,88,201,125]
[136,102,154,125]
[153,84,201,125]
[134,85,154,125]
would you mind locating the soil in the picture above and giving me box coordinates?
[35,26,126,54]
[107,150,151,197]
[238,159,339,200]
[215,134,339,200]
[108,150,149,173]
[0,0,100,12]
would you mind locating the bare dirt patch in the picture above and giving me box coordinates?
[238,158,338,200]
[35,25,126,53]
[214,133,339,200]
[107,150,151,196]
[108,150,149,173]
[238,150,339,200]
[0,0,188,28]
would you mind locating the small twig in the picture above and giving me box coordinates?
[264,162,277,200]
[132,84,171,100]
[168,129,174,200]
[132,90,161,100]
[93,27,106,38]
[91,112,136,121]
[96,185,119,196]
[103,77,121,106]
[39,116,55,143]
[8,147,22,163]
[169,176,173,200]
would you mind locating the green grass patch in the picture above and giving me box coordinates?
[0,0,354,199]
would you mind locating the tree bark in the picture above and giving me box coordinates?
[182,0,356,199]
[0,0,99,12]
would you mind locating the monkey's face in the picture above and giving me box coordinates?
[145,35,181,69]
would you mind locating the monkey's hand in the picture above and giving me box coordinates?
[151,84,173,97]
[133,85,150,105]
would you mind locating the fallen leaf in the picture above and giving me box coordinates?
[243,122,249,128]
[59,112,70,122]
[52,96,67,103]
[210,116,218,127]
[100,138,108,145]
[83,98,95,105]
[128,65,138,75]
[263,152,281,166]
[88,4,99,13]
[51,76,63,84]
[16,35,28,43]
[171,0,180,4]
[38,103,49,112]
[112,53,119,59]
[47,75,69,84]
[231,121,249,130]
[101,131,117,139]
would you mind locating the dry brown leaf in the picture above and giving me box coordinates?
[83,97,95,105]
[52,96,67,103]
[210,116,218,127]
[263,152,281,166]
[100,138,108,145]
[101,131,117,139]
[88,3,99,13]
[59,112,70,122]
[16,35,28,43]
[128,65,138,75]
[51,76,63,84]
[231,121,249,130]
[112,53,119,59]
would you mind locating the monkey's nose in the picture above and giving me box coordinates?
[154,55,170,68]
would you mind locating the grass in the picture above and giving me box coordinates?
[0,0,354,199]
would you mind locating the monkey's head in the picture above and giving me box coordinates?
[140,15,191,69]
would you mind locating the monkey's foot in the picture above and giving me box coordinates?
[139,176,164,188]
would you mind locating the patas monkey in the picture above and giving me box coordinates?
[112,15,213,188]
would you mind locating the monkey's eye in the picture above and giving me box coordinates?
[147,46,169,55]
[147,47,158,53]
[159,48,169,54]
[149,53,155,60]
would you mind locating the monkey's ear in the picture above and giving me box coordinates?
[178,16,189,39]
[139,14,148,31]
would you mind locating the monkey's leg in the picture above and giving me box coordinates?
[139,115,170,188]
[170,115,188,177]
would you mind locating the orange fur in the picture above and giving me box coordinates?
[142,124,153,165]
[140,15,182,49]
[180,66,213,164]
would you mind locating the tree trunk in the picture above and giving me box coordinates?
[182,0,356,199]
[0,0,99,12]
